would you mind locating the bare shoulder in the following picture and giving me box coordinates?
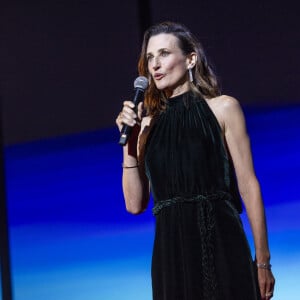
[208,95,241,111]
[138,115,153,158]
[206,95,244,129]
[139,115,152,138]
[140,115,152,129]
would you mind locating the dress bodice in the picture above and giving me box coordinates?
[144,91,242,212]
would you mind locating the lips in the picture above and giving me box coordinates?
[154,73,164,80]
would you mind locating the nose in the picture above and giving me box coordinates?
[151,56,160,70]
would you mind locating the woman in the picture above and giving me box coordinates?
[116,21,275,300]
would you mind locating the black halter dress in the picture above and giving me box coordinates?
[144,91,260,300]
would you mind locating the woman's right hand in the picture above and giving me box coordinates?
[116,101,143,132]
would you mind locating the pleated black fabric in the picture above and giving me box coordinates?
[144,91,261,300]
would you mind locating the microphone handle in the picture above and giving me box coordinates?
[119,88,145,146]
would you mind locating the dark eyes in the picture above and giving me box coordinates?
[147,55,153,62]
[147,50,170,62]
[161,50,169,57]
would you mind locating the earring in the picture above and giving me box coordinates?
[188,68,193,83]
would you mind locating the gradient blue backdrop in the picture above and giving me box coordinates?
[2,104,300,299]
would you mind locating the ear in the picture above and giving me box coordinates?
[186,52,197,69]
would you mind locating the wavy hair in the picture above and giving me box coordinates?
[138,21,221,116]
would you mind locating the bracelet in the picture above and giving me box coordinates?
[256,262,272,270]
[122,163,139,169]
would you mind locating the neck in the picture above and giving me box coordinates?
[165,82,191,98]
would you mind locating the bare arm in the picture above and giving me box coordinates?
[116,101,150,214]
[219,96,275,298]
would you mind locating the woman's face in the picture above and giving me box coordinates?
[146,33,191,98]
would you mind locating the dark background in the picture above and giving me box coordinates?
[0,0,299,145]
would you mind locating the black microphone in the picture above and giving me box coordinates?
[119,76,149,146]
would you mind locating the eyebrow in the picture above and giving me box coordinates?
[146,48,170,56]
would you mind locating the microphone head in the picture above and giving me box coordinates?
[134,76,149,90]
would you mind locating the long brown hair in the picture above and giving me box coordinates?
[138,21,220,116]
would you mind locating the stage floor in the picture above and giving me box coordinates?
[2,104,300,299]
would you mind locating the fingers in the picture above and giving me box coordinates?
[116,101,141,132]
[265,291,274,299]
[121,101,138,126]
[258,269,275,299]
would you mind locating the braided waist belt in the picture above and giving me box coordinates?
[152,191,232,216]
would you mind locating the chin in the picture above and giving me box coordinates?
[154,81,169,91]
